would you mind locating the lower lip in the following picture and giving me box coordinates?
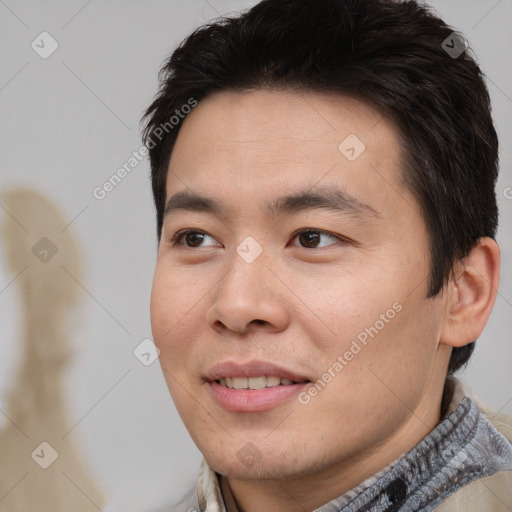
[207,381,310,412]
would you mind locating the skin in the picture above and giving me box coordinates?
[150,89,500,512]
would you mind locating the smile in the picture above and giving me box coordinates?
[217,376,306,389]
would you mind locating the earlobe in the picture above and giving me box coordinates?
[440,237,501,348]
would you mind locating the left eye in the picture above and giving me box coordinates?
[291,229,340,249]
[172,229,340,249]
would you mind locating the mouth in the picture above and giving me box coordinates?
[205,360,312,412]
[216,376,310,389]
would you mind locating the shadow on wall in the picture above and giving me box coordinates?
[0,189,104,511]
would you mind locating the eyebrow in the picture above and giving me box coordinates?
[163,185,380,221]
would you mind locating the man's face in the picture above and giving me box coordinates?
[150,90,452,483]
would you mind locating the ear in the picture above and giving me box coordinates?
[440,237,501,348]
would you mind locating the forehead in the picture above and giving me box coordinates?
[170,88,398,161]
[165,89,412,223]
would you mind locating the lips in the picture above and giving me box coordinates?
[205,360,311,384]
[205,360,312,412]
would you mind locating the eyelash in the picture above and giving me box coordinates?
[170,228,348,249]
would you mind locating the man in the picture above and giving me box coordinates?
[142,0,512,510]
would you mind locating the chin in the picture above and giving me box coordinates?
[202,442,314,481]
[209,458,296,480]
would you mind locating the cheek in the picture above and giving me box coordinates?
[304,256,441,391]
[150,265,173,343]
[150,273,200,417]
[294,301,443,450]
[289,261,398,352]
[151,259,200,333]
[326,296,443,412]
[150,264,193,366]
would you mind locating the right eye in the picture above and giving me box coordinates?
[171,229,220,248]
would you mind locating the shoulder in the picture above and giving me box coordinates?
[434,381,512,512]
[165,486,200,512]
[433,469,512,512]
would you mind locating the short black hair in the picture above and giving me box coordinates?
[141,0,499,374]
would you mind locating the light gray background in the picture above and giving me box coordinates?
[0,1,511,510]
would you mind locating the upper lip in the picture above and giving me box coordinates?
[205,360,311,383]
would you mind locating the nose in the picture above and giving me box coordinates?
[205,249,290,337]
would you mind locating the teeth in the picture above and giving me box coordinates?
[218,376,299,389]
[266,376,281,387]
[249,376,266,390]
[232,377,248,389]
